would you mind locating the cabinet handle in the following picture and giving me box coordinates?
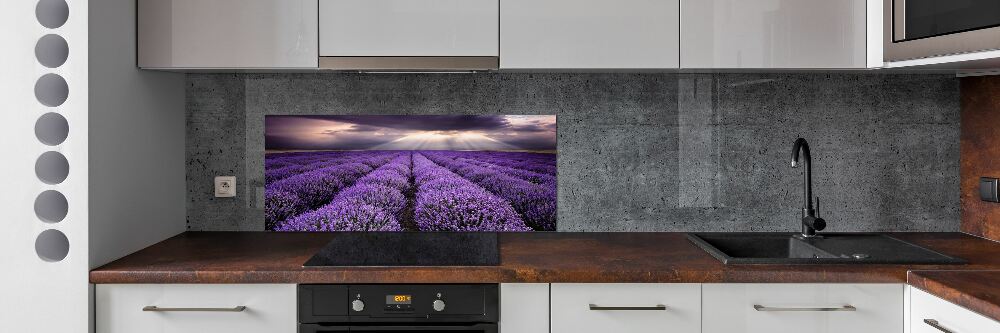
[923,319,955,333]
[753,305,856,312]
[588,304,667,311]
[142,306,247,312]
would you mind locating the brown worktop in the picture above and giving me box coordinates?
[90,232,1000,285]
[908,270,1000,322]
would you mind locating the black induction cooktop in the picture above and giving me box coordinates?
[303,232,500,267]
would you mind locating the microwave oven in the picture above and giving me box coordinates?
[885,0,1000,62]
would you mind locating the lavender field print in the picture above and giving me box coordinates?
[264,115,557,232]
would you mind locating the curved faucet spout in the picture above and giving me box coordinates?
[791,138,813,213]
[791,138,824,237]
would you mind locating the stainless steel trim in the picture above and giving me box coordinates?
[318,57,498,71]
[588,304,667,311]
[923,319,955,333]
[142,306,247,312]
[753,304,856,312]
[892,0,905,41]
[884,0,1000,62]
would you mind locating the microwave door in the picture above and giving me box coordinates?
[895,0,1000,42]
[885,0,1000,61]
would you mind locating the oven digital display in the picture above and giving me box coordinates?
[386,295,412,305]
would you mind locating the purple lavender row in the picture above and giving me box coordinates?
[422,151,557,193]
[265,151,378,184]
[429,151,556,176]
[266,150,395,169]
[265,151,403,185]
[455,157,556,186]
[412,153,531,232]
[427,150,555,164]
[264,152,400,228]
[273,154,412,231]
[466,154,556,176]
[266,158,349,185]
[265,151,345,169]
[421,152,556,231]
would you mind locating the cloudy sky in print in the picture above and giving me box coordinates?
[265,115,557,152]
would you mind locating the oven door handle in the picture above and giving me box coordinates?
[350,324,496,332]
[300,323,497,332]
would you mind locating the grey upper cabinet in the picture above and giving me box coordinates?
[134,0,883,70]
[138,0,318,69]
[680,0,879,69]
[501,0,680,69]
[317,0,500,70]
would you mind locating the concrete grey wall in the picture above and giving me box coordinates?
[186,73,960,232]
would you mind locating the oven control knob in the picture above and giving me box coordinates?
[432,299,446,312]
[351,299,365,312]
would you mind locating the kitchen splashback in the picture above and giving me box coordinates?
[960,76,1000,242]
[186,73,960,232]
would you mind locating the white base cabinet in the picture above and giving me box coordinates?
[702,283,904,333]
[551,283,701,333]
[96,284,296,333]
[500,283,549,333]
[96,283,1000,333]
[909,287,1000,333]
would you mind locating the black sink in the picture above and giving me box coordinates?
[687,233,965,265]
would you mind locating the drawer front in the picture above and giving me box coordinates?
[96,284,296,333]
[551,283,701,333]
[910,287,1000,333]
[703,283,903,333]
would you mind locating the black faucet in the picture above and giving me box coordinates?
[791,138,826,237]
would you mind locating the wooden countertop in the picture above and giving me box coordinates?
[90,232,1000,284]
[908,270,1000,322]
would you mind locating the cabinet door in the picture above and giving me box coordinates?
[681,0,868,68]
[96,284,297,333]
[551,283,701,333]
[319,0,499,57]
[910,287,1000,333]
[702,283,903,333]
[138,0,318,69]
[500,284,548,333]
[500,0,680,69]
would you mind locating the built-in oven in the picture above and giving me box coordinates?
[299,284,499,333]
[885,0,1000,61]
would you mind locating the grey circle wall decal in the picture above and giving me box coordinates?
[35,151,69,184]
[36,0,69,29]
[35,229,69,262]
[35,34,68,68]
[35,112,69,145]
[34,73,69,107]
[34,190,68,223]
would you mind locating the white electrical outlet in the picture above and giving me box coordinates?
[215,176,236,198]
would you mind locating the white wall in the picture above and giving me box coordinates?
[0,0,90,331]
[1,0,185,331]
[88,0,187,270]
